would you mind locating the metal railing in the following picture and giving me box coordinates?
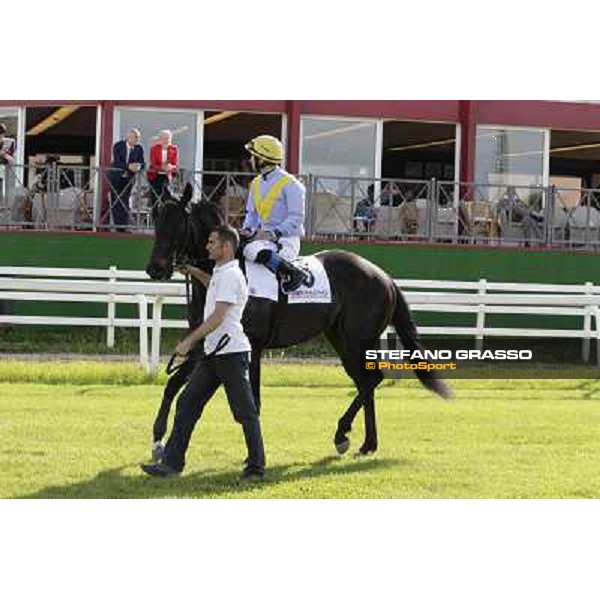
[3,164,600,250]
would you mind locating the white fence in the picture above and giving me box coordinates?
[2,266,600,375]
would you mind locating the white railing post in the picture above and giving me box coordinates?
[594,306,600,368]
[106,265,117,348]
[582,281,593,363]
[476,278,487,351]
[137,294,149,373]
[150,295,164,376]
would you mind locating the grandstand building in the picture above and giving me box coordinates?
[2,100,600,187]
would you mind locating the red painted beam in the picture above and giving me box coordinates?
[459,100,478,183]
[112,100,288,113]
[298,100,460,122]
[0,100,101,107]
[286,100,301,174]
[477,101,600,130]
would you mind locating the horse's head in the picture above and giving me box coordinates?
[146,183,193,280]
[145,182,226,280]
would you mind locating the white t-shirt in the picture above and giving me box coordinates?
[204,259,251,356]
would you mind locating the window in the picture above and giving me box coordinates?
[300,117,378,194]
[115,108,202,172]
[475,126,548,189]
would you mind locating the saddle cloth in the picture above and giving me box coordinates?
[245,255,332,304]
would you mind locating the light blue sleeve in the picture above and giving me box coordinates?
[242,186,259,231]
[276,179,305,237]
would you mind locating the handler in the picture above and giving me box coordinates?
[141,224,265,481]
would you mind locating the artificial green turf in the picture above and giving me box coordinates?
[1,363,600,498]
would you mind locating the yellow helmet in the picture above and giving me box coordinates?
[245,135,283,164]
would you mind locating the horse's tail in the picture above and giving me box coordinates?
[391,284,453,399]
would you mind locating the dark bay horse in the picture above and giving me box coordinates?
[145,184,451,457]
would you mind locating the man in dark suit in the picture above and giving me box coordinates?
[109,128,145,232]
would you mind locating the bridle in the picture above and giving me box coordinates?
[153,196,196,324]
[153,195,216,326]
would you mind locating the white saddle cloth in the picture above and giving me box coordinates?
[245,255,332,304]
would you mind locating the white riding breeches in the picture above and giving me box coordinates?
[243,237,301,301]
[243,237,300,262]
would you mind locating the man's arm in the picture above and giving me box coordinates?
[273,180,305,237]
[138,146,146,169]
[179,265,211,287]
[242,184,259,231]
[112,142,126,169]
[175,301,231,355]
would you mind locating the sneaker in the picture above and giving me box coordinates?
[140,461,181,478]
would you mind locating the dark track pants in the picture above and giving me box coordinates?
[163,351,265,473]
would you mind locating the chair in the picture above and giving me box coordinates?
[45,187,86,228]
[551,207,569,243]
[496,210,525,243]
[311,192,353,235]
[219,195,246,228]
[569,206,600,245]
[374,206,404,237]
[463,200,495,241]
[434,206,456,239]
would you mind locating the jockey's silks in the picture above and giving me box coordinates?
[252,173,291,221]
[243,166,306,238]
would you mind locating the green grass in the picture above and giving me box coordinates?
[2,362,600,499]
[0,326,334,357]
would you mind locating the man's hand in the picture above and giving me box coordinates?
[176,264,190,275]
[175,338,193,357]
[255,230,277,242]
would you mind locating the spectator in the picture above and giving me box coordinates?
[34,155,74,193]
[227,159,253,197]
[496,186,543,243]
[0,123,15,167]
[353,184,377,234]
[109,128,145,232]
[147,129,178,205]
[0,123,16,203]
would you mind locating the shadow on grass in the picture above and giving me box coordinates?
[16,455,408,499]
[575,379,600,400]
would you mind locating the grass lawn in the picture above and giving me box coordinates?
[1,362,600,498]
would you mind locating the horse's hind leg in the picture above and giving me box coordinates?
[325,329,383,455]
[358,376,382,456]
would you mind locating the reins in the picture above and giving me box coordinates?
[166,333,231,375]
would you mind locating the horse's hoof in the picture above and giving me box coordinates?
[151,441,165,463]
[335,438,351,455]
[354,445,377,459]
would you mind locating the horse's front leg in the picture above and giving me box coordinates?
[249,346,263,414]
[334,393,363,454]
[151,354,198,461]
[334,370,383,456]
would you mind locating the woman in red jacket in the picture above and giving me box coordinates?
[147,129,179,204]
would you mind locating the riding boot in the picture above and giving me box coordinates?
[255,250,313,294]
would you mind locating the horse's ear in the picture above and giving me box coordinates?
[181,182,194,206]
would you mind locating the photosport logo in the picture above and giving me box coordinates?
[360,336,600,379]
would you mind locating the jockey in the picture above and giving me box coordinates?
[240,135,311,294]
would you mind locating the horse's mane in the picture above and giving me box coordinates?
[189,199,226,229]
